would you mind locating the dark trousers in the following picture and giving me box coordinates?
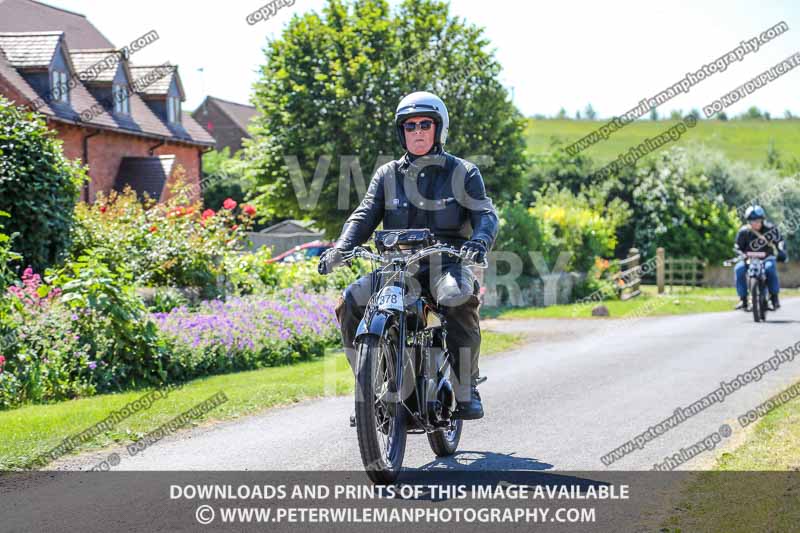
[334,260,481,401]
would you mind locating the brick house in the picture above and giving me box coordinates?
[192,96,257,155]
[0,0,215,202]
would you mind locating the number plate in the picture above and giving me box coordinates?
[376,286,404,311]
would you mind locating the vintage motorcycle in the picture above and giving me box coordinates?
[724,251,770,323]
[338,228,487,484]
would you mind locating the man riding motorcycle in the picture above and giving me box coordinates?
[318,91,499,420]
[733,205,788,311]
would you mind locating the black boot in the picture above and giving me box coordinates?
[771,294,780,310]
[735,297,749,311]
[454,386,484,420]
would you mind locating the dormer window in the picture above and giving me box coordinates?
[50,70,69,103]
[112,84,130,115]
[167,96,181,124]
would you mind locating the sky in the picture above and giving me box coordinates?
[44,0,800,119]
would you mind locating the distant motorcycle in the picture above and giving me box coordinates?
[338,229,487,484]
[724,251,770,323]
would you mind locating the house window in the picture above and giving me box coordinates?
[167,96,181,124]
[112,84,130,115]
[50,70,69,103]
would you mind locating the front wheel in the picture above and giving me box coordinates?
[354,329,407,484]
[749,277,763,322]
[427,419,463,457]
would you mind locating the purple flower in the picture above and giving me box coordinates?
[88,361,97,370]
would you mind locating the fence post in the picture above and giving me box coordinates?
[628,248,640,297]
[656,247,665,294]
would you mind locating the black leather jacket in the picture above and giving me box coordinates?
[334,150,499,252]
[734,221,787,261]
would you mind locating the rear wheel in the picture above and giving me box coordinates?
[427,419,463,457]
[749,277,762,322]
[354,328,407,484]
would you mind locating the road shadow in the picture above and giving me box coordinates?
[392,450,621,501]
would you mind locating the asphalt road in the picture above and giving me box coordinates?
[53,298,800,473]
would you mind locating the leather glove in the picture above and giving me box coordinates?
[318,247,346,275]
[778,249,788,263]
[460,239,487,264]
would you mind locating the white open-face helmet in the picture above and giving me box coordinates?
[394,91,449,150]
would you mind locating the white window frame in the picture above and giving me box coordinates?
[167,96,181,123]
[113,84,130,115]
[51,70,69,103]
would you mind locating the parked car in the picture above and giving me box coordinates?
[266,240,333,264]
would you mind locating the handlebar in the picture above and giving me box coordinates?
[341,243,488,269]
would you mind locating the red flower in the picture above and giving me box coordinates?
[202,209,215,220]
[242,204,256,217]
[231,224,239,231]
[223,198,237,210]
[149,225,157,233]
[0,355,5,372]
[99,205,107,214]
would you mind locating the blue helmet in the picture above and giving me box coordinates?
[745,205,766,221]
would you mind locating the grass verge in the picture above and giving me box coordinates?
[481,286,800,320]
[0,330,525,470]
[660,380,800,531]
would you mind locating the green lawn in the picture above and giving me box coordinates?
[0,330,524,470]
[481,286,800,320]
[660,381,800,531]
[526,118,800,166]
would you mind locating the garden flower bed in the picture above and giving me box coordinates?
[153,288,340,379]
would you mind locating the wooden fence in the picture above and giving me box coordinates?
[612,248,642,300]
[655,247,706,293]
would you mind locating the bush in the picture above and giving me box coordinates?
[0,96,87,271]
[71,175,257,296]
[50,251,169,392]
[0,268,95,408]
[496,187,631,277]
[632,148,739,263]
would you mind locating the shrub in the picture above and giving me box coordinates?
[71,175,255,296]
[632,148,739,263]
[496,187,631,277]
[0,96,87,271]
[0,268,95,408]
[50,251,169,391]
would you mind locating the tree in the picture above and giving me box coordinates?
[718,111,728,121]
[0,97,87,271]
[649,107,658,121]
[785,110,794,120]
[584,103,597,120]
[669,109,683,120]
[245,0,528,237]
[575,110,582,120]
[556,107,569,119]
[740,106,763,120]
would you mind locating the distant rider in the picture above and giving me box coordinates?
[733,205,788,310]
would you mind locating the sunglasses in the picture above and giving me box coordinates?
[403,119,434,132]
